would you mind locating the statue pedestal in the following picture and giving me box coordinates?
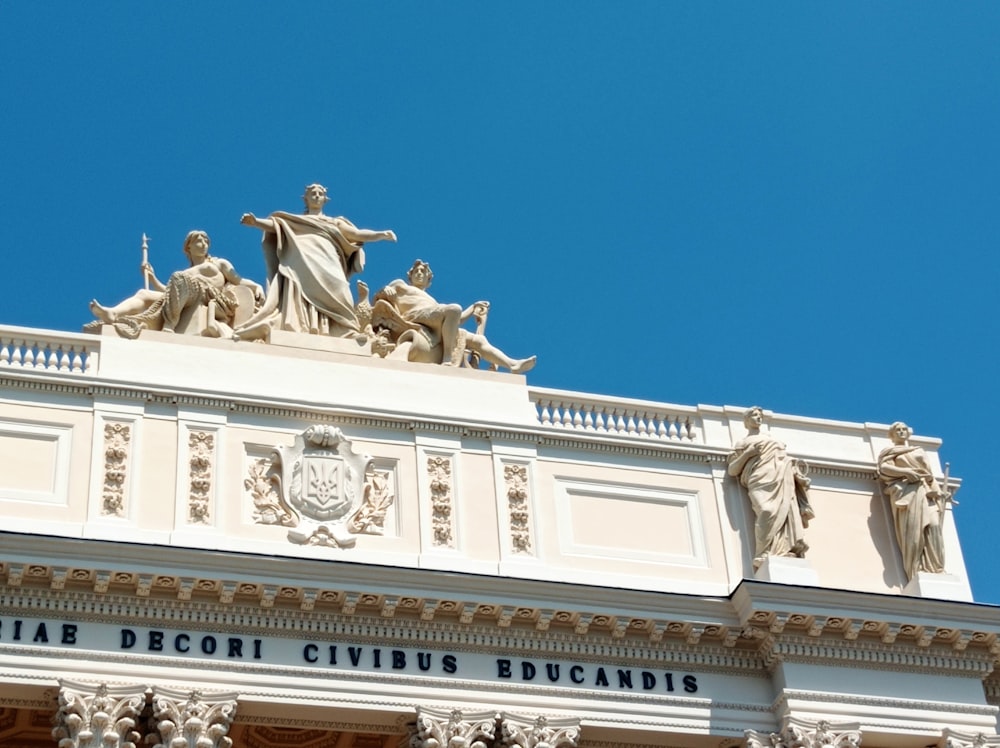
[754,556,819,586]
[903,572,973,602]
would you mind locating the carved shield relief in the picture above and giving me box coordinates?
[248,424,391,548]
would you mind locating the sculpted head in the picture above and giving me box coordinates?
[302,183,330,212]
[888,421,912,445]
[182,231,211,263]
[743,406,765,430]
[407,260,433,289]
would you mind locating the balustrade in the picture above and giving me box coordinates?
[0,326,97,375]
[530,387,699,442]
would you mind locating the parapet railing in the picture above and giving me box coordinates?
[0,326,98,375]
[528,386,701,442]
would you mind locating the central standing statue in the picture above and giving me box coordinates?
[237,184,396,339]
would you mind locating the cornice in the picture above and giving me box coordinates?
[0,372,882,481]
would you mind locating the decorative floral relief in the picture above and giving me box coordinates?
[247,425,393,548]
[102,423,131,516]
[428,455,454,547]
[504,463,532,554]
[188,431,215,524]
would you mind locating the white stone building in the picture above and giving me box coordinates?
[0,324,997,748]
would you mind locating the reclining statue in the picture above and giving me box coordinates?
[89,231,263,339]
[371,260,535,374]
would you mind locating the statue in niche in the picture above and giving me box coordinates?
[236,183,397,341]
[370,259,536,373]
[877,421,950,582]
[88,231,264,339]
[727,406,815,569]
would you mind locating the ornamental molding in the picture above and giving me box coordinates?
[2,569,998,671]
[0,375,884,480]
[772,689,1000,718]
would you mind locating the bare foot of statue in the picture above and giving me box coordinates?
[89,300,116,324]
[511,356,537,374]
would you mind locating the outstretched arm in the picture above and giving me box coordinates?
[241,212,275,232]
[337,222,397,245]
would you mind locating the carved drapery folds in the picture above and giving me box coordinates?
[101,423,132,517]
[52,681,146,748]
[248,425,393,547]
[501,714,580,748]
[503,463,532,554]
[147,688,237,748]
[188,430,215,524]
[428,455,455,547]
[746,719,861,748]
[409,707,498,748]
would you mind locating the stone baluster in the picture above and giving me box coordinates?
[408,707,499,748]
[52,681,146,748]
[146,688,238,748]
[500,713,580,748]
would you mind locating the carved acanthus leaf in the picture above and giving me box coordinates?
[501,713,580,748]
[52,681,145,748]
[147,688,237,748]
[410,707,498,748]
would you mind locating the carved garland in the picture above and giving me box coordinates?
[428,456,454,547]
[101,423,131,517]
[188,431,215,524]
[504,463,532,554]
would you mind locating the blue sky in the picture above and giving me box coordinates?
[2,4,999,601]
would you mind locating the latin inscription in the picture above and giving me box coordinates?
[0,617,698,694]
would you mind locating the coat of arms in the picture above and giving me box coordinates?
[246,424,393,547]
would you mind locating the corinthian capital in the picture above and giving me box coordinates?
[146,688,238,748]
[782,718,861,748]
[500,713,581,748]
[52,681,146,748]
[941,729,1000,748]
[409,707,499,748]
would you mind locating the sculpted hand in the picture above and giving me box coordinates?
[141,261,155,277]
[384,230,397,242]
[241,213,257,227]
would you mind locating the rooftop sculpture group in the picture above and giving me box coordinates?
[87,185,535,374]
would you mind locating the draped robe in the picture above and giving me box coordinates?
[252,212,366,335]
[877,444,945,581]
[728,434,814,566]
